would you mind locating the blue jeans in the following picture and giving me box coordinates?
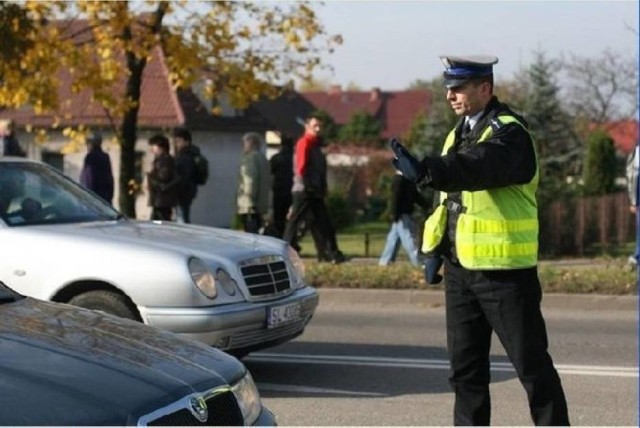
[378,214,420,266]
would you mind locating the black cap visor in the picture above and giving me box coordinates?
[443,75,471,89]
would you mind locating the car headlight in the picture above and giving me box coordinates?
[188,257,217,299]
[216,268,238,296]
[287,245,306,288]
[231,371,261,425]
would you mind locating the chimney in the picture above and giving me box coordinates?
[370,87,381,102]
[329,85,342,95]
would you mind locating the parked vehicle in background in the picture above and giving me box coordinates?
[0,158,318,357]
[0,281,275,425]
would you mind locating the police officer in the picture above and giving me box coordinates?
[391,55,569,426]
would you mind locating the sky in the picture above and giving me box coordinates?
[309,0,639,90]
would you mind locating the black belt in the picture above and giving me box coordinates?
[443,198,467,214]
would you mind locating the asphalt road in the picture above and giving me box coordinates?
[246,297,638,426]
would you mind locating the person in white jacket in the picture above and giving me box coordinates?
[236,132,271,233]
[626,145,639,265]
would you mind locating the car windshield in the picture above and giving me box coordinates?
[0,162,122,227]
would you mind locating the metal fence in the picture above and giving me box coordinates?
[540,192,635,256]
[347,192,636,259]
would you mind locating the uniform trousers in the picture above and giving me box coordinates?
[444,258,569,426]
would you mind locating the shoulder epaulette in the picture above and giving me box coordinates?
[489,118,503,132]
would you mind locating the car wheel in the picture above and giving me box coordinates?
[68,290,139,321]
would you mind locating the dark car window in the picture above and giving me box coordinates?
[0,162,122,226]
[0,282,24,303]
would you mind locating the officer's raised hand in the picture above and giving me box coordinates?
[390,138,427,184]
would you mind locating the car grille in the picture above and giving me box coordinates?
[240,257,291,297]
[140,388,244,426]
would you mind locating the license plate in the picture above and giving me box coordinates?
[267,302,301,329]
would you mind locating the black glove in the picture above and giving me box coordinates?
[423,255,443,285]
[390,138,427,184]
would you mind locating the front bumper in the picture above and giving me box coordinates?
[139,287,319,353]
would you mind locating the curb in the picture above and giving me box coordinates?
[316,288,638,311]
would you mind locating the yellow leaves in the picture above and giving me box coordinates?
[285,31,301,47]
[100,47,112,60]
[60,126,88,154]
[3,0,341,132]
[128,178,142,196]
[238,26,251,39]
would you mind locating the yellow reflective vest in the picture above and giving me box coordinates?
[421,115,539,270]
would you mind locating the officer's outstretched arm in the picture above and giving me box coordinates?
[390,138,427,185]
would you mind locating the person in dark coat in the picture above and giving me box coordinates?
[269,135,294,238]
[0,119,26,157]
[147,134,179,221]
[173,127,199,223]
[79,132,114,204]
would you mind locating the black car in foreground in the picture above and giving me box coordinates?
[0,282,275,426]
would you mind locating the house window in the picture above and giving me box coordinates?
[41,151,64,172]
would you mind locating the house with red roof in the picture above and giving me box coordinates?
[294,86,431,206]
[301,85,431,141]
[600,120,639,155]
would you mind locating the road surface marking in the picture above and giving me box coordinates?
[256,382,385,396]
[247,352,638,378]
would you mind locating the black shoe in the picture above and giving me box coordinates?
[331,251,347,264]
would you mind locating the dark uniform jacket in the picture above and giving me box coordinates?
[175,145,200,206]
[148,153,179,209]
[421,96,537,262]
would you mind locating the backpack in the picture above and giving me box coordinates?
[193,152,209,185]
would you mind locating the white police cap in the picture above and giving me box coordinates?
[439,55,499,88]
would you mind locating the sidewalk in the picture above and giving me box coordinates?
[317,288,638,311]
[313,257,637,312]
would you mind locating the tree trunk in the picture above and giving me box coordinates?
[117,3,166,218]
[118,57,145,218]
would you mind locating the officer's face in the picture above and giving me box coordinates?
[446,81,491,116]
[305,118,322,137]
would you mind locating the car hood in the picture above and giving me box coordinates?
[22,219,286,261]
[0,297,246,425]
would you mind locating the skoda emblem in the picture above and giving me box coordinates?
[189,396,208,423]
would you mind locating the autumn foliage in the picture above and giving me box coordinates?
[0,1,341,216]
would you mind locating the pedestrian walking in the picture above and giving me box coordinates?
[269,134,294,238]
[391,54,569,426]
[79,131,114,204]
[0,119,26,157]
[147,134,179,221]
[173,127,199,223]
[378,171,429,266]
[236,132,270,233]
[625,145,639,266]
[283,114,345,264]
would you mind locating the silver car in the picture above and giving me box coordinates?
[0,158,318,357]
